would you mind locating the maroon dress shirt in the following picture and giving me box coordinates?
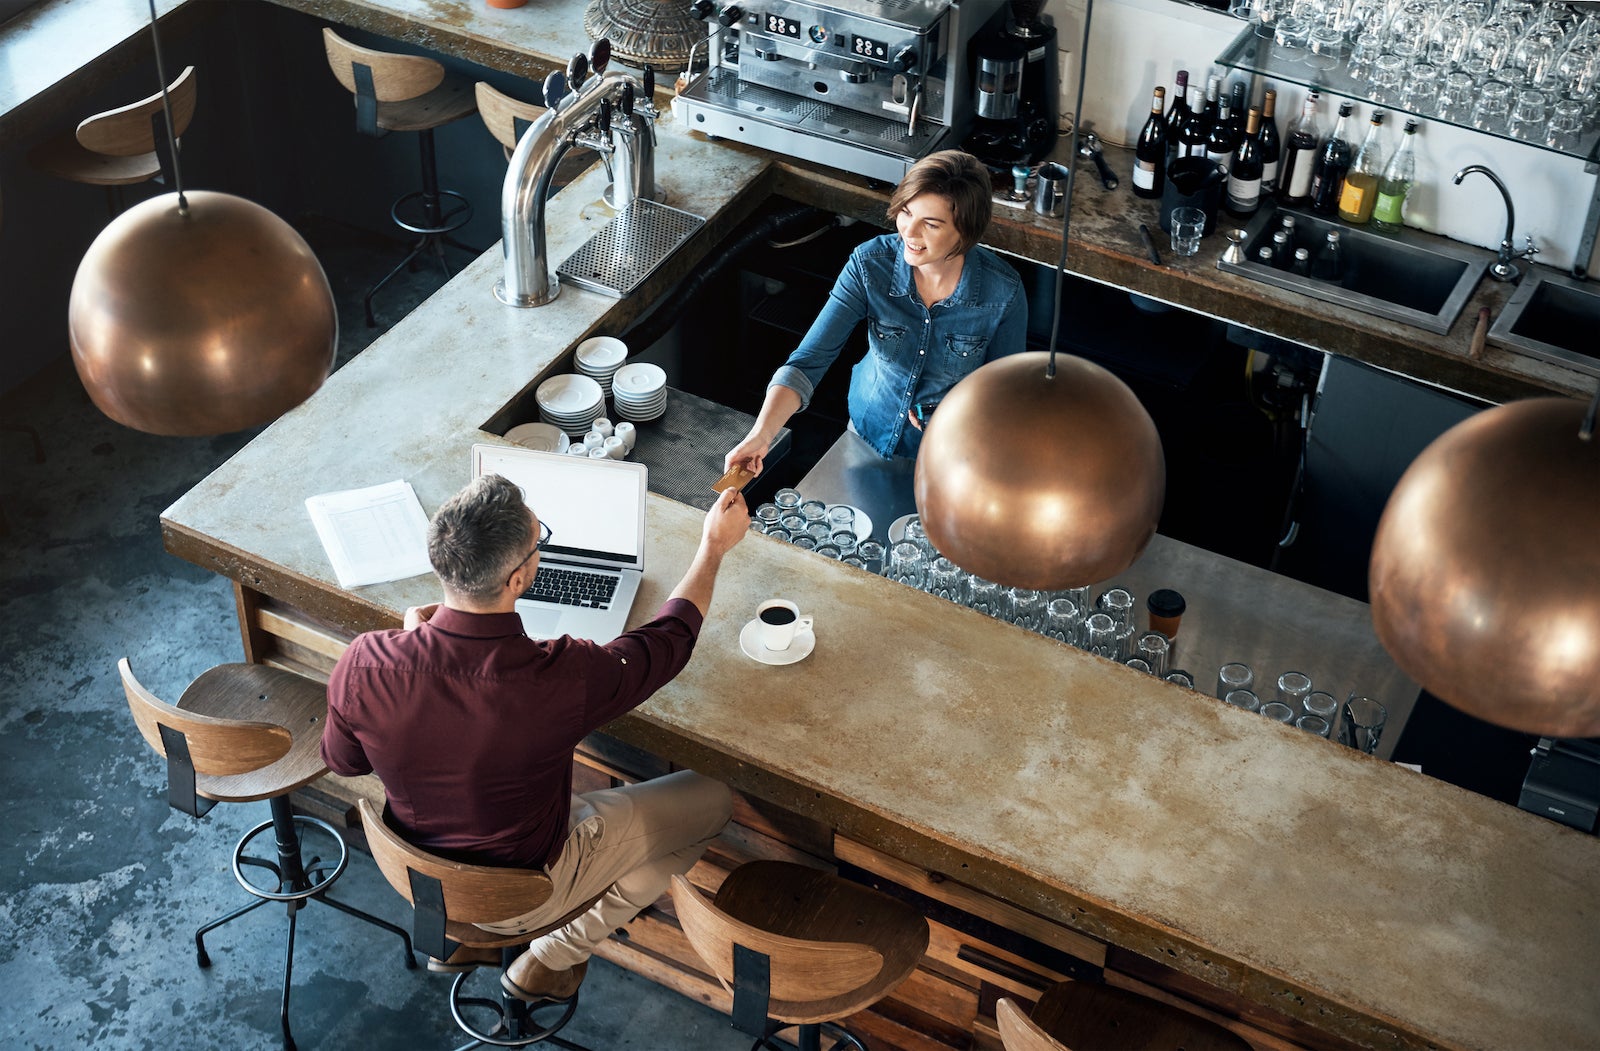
[323,598,703,869]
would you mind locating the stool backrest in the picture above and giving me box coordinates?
[357,797,556,924]
[474,82,543,154]
[119,657,291,776]
[669,874,883,1003]
[76,65,197,157]
[997,997,1068,1051]
[322,28,445,103]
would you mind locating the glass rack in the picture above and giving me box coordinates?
[1216,26,1600,168]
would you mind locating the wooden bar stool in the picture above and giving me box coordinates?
[322,28,478,326]
[997,982,1253,1051]
[357,797,600,1050]
[670,860,930,1051]
[474,82,595,188]
[120,660,416,1051]
[28,65,197,219]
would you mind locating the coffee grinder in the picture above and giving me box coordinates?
[963,0,1059,168]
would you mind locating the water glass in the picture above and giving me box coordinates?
[1252,0,1280,37]
[1471,79,1514,130]
[967,577,1011,620]
[1224,689,1261,712]
[1275,671,1313,709]
[1306,24,1345,68]
[1136,632,1170,677]
[773,488,802,511]
[1400,63,1442,111]
[753,503,781,528]
[826,505,856,533]
[1097,587,1136,629]
[1547,97,1587,150]
[778,511,806,537]
[1509,88,1548,140]
[841,555,866,569]
[1427,11,1474,68]
[1468,18,1517,71]
[790,534,817,551]
[1083,612,1120,659]
[1296,714,1332,737]
[1438,71,1477,120]
[1348,30,1386,79]
[1216,662,1254,700]
[1302,690,1339,724]
[1371,53,1408,100]
[799,499,828,525]
[1126,657,1155,674]
[1339,693,1388,754]
[1045,598,1083,645]
[886,541,927,589]
[855,539,886,575]
[1169,207,1205,257]
[814,543,842,559]
[926,556,965,602]
[1009,588,1048,632]
[1165,669,1195,689]
[1260,700,1296,723]
[805,520,832,543]
[829,530,858,557]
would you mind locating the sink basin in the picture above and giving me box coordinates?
[1216,205,1489,334]
[1490,268,1600,378]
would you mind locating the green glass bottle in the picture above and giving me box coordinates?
[1372,119,1419,231]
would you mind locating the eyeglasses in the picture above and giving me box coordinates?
[505,519,553,586]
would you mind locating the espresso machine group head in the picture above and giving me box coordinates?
[672,0,1009,184]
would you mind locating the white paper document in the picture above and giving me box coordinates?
[305,480,433,588]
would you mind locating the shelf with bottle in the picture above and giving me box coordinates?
[1215,25,1599,166]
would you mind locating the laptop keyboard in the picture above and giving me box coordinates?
[524,566,619,609]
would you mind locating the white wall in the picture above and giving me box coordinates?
[1046,0,1597,273]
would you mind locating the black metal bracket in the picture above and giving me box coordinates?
[407,867,452,961]
[730,943,772,1038]
[158,723,214,818]
[353,62,383,138]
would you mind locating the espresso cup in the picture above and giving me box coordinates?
[756,599,813,651]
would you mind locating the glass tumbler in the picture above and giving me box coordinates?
[1339,693,1388,754]
[778,511,806,537]
[1083,613,1120,659]
[1098,588,1136,629]
[1045,598,1083,645]
[1008,588,1048,632]
[1471,78,1514,130]
[886,541,928,589]
[1400,63,1442,110]
[855,539,887,575]
[799,499,828,526]
[813,544,842,559]
[1546,97,1587,151]
[1438,70,1477,120]
[1296,714,1332,737]
[829,530,858,558]
[826,505,856,533]
[1165,669,1195,689]
[753,503,781,529]
[1275,671,1313,709]
[966,577,1011,619]
[1306,24,1345,68]
[1302,690,1339,725]
[773,488,802,511]
[926,557,965,602]
[1217,662,1254,700]
[1260,701,1296,723]
[1224,689,1261,712]
[1370,53,1408,100]
[1136,632,1171,676]
[1509,88,1548,139]
[805,520,832,544]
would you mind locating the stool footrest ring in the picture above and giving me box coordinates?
[448,971,581,1048]
[232,814,349,903]
[391,188,473,236]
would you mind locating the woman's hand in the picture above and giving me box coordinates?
[724,431,771,476]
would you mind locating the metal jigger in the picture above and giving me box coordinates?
[1222,228,1249,265]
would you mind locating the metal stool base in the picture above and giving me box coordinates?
[446,964,591,1050]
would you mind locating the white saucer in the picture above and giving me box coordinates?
[887,513,917,544]
[739,619,815,665]
[505,422,570,454]
[824,504,874,542]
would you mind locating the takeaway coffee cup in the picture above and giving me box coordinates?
[756,599,813,651]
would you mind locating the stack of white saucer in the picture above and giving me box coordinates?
[611,362,668,422]
[574,336,627,398]
[535,373,605,436]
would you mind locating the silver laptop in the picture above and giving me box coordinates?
[470,443,648,643]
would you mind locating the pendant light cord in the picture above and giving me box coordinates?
[148,0,187,213]
[1045,0,1094,380]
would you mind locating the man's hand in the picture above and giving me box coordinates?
[702,486,749,557]
[403,603,440,630]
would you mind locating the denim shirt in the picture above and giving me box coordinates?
[770,233,1028,459]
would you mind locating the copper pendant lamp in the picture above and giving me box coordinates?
[912,0,1165,589]
[66,1,335,437]
[1368,391,1600,737]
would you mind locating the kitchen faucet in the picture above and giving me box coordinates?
[496,41,658,308]
[1452,164,1540,282]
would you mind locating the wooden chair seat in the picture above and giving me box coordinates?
[29,65,196,187]
[357,797,604,953]
[672,860,930,1027]
[120,659,329,802]
[323,29,477,133]
[474,81,595,184]
[997,982,1253,1051]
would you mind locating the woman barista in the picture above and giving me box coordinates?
[724,150,1028,474]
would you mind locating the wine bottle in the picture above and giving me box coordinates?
[1308,101,1354,216]
[1177,85,1209,160]
[1278,93,1322,207]
[1259,89,1282,195]
[1372,118,1419,231]
[1164,70,1190,163]
[1338,110,1386,224]
[1133,86,1168,198]
[1226,107,1265,217]
[1203,75,1222,131]
[1205,97,1239,165]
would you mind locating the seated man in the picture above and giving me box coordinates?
[323,473,748,1002]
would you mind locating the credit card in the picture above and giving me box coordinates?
[711,464,756,492]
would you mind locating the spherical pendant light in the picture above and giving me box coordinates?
[68,190,336,437]
[1368,395,1600,736]
[914,352,1166,590]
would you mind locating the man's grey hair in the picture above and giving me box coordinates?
[428,474,534,600]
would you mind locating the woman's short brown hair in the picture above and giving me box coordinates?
[886,150,994,257]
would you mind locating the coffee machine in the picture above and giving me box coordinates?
[963,0,1059,168]
[673,0,1008,184]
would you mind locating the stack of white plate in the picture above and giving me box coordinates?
[574,336,627,397]
[535,373,605,436]
[611,362,668,422]
[504,422,570,454]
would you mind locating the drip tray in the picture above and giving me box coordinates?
[557,198,706,299]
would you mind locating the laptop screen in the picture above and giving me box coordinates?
[470,445,646,568]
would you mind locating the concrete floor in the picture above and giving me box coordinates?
[0,218,753,1051]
